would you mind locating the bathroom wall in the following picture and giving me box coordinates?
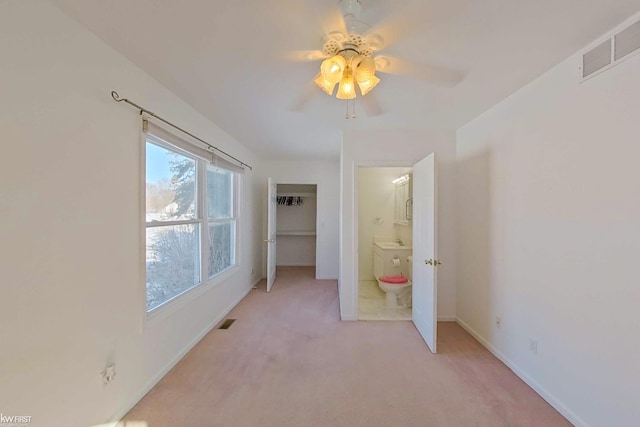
[358,167,412,281]
[456,14,640,426]
[395,192,414,250]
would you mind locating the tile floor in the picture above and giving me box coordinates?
[358,280,412,321]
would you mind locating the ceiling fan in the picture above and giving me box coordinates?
[286,0,464,118]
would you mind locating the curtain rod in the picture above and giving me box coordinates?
[110,91,252,170]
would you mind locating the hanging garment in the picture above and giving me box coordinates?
[276,195,304,206]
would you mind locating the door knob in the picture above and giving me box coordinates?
[425,259,433,265]
[264,239,274,243]
[435,260,442,265]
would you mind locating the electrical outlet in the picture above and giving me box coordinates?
[529,339,538,355]
[101,364,116,386]
[495,316,502,328]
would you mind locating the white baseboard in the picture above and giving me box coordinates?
[455,317,589,427]
[316,274,338,280]
[276,263,315,267]
[341,313,358,321]
[437,315,457,322]
[108,285,254,423]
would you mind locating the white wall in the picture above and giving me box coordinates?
[276,235,317,266]
[456,16,640,426]
[258,160,340,279]
[0,2,263,426]
[358,167,412,281]
[341,130,457,320]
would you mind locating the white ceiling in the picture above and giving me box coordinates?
[52,0,640,160]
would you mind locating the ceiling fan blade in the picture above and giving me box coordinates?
[375,56,465,88]
[361,1,423,49]
[281,50,327,62]
[358,91,383,117]
[288,80,321,113]
[315,1,348,37]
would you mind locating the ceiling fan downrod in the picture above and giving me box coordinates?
[339,0,362,20]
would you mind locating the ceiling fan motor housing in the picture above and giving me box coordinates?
[322,32,375,58]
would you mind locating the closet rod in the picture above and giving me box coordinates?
[277,192,316,198]
[111,90,252,170]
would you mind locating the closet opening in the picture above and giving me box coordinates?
[275,183,318,274]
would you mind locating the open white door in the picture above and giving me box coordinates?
[412,153,438,353]
[266,178,277,292]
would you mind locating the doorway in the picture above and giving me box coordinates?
[353,153,438,353]
[357,167,413,320]
[275,184,317,270]
[265,181,318,293]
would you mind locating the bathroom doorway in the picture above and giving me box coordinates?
[357,167,413,320]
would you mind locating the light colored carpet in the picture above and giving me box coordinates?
[119,267,570,427]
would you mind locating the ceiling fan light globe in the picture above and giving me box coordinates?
[353,56,376,82]
[314,74,338,96]
[320,55,347,84]
[356,74,380,96]
[336,70,356,100]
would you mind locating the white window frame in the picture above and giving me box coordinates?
[144,130,240,321]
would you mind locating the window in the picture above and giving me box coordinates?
[207,166,236,277]
[145,135,238,312]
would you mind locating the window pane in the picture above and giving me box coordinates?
[207,166,233,219]
[146,141,197,222]
[208,221,236,277]
[146,224,200,311]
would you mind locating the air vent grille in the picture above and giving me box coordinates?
[218,319,236,330]
[582,18,640,80]
[615,20,640,60]
[582,40,612,78]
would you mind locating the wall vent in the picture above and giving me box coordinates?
[582,40,612,78]
[615,20,640,60]
[218,319,236,329]
[582,19,640,80]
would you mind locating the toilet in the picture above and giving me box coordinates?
[373,242,413,309]
[377,273,412,309]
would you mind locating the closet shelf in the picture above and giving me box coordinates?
[276,192,316,198]
[276,231,317,236]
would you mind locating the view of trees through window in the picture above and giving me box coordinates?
[207,167,235,278]
[146,140,236,312]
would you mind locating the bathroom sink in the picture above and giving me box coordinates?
[374,242,412,250]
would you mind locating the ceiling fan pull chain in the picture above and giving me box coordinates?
[345,99,357,119]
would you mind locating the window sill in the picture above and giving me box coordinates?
[145,264,240,327]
